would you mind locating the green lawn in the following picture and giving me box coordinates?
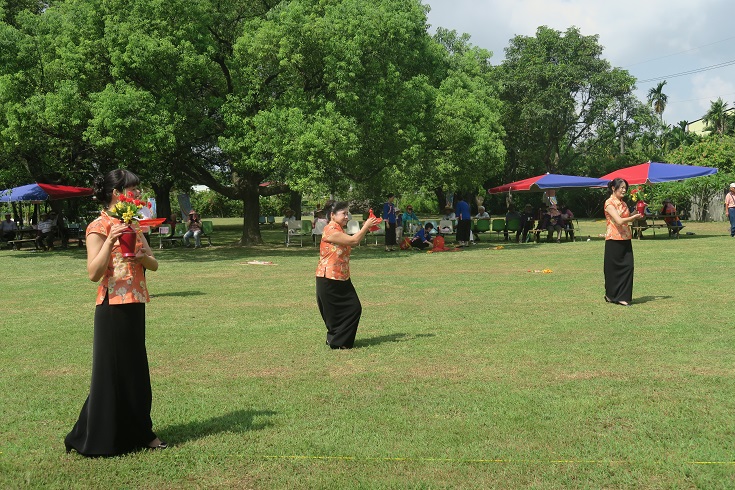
[1,219,734,489]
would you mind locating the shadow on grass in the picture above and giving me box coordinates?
[150,291,207,298]
[355,332,435,348]
[162,409,276,445]
[633,295,673,305]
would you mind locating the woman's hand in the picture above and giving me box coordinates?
[105,223,130,246]
[363,216,380,230]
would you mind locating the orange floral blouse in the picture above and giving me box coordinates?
[604,196,632,241]
[87,212,150,305]
[315,222,350,281]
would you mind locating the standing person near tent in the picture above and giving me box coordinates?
[316,201,379,349]
[725,183,735,237]
[382,193,397,252]
[65,169,166,456]
[455,195,471,246]
[603,178,641,306]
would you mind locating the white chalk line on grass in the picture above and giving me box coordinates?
[261,455,735,465]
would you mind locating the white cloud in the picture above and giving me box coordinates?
[424,0,735,123]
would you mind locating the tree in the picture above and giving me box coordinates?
[496,26,636,180]
[664,135,735,219]
[702,97,730,135]
[647,80,668,121]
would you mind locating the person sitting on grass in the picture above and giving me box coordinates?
[411,222,434,250]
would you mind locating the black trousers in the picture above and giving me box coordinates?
[456,219,471,242]
[65,298,156,456]
[384,223,397,246]
[316,277,362,349]
[604,239,634,303]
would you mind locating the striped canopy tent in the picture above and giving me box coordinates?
[488,173,609,194]
[0,183,94,202]
[600,161,718,185]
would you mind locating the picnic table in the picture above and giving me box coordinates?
[631,214,682,239]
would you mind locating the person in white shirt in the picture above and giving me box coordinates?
[282,208,296,244]
[475,206,490,219]
[35,213,55,250]
[1,213,17,241]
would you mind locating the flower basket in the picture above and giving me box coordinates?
[118,226,137,257]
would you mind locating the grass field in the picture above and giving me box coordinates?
[1,218,734,489]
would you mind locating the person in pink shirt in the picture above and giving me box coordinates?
[725,183,735,237]
[316,201,379,349]
[66,169,166,456]
[603,178,641,306]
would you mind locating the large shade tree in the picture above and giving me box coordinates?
[495,26,636,182]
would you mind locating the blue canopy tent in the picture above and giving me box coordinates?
[0,183,93,202]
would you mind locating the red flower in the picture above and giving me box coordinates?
[147,202,152,208]
[126,191,134,199]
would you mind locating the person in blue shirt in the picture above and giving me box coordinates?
[455,195,471,246]
[382,193,397,251]
[410,222,434,250]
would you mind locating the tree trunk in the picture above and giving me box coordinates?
[239,182,263,245]
[433,187,445,213]
[289,190,302,219]
[151,181,173,221]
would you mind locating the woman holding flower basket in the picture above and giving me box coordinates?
[65,169,166,456]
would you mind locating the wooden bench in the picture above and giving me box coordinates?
[7,238,38,250]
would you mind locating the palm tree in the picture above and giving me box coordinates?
[702,97,730,135]
[647,81,668,121]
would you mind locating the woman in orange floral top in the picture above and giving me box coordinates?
[316,201,379,349]
[66,169,166,457]
[603,178,641,307]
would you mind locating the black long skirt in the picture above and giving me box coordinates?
[456,219,471,242]
[316,277,362,349]
[65,298,156,456]
[604,239,634,304]
[384,223,397,246]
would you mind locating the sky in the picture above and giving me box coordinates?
[423,0,735,126]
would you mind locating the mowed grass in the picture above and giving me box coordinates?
[1,218,734,489]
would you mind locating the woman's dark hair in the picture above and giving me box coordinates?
[607,178,629,195]
[425,222,434,230]
[93,169,140,206]
[331,201,349,215]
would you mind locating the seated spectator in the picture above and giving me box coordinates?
[632,198,650,238]
[517,204,535,243]
[558,203,575,241]
[312,210,328,242]
[504,205,521,241]
[402,205,419,234]
[1,212,17,242]
[282,208,296,245]
[475,206,490,219]
[547,205,563,242]
[164,213,178,237]
[35,213,55,250]
[442,206,456,221]
[183,209,204,248]
[411,222,434,250]
[402,206,418,223]
[660,199,684,237]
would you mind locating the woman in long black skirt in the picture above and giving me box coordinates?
[603,178,641,306]
[316,202,380,349]
[65,169,165,456]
